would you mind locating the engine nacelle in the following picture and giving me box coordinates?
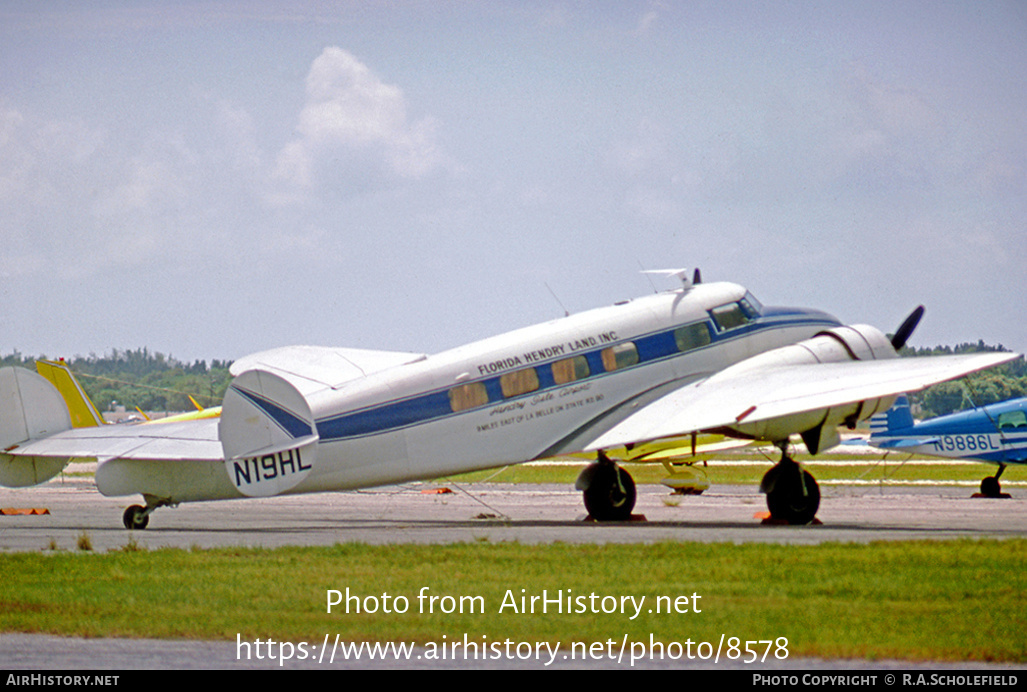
[728,324,898,378]
[805,324,899,362]
[723,324,899,453]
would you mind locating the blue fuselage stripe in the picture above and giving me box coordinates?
[232,387,313,439]
[315,313,837,442]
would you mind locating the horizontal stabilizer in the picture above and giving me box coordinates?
[230,345,425,396]
[874,437,940,449]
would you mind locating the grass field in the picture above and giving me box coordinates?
[2,540,1024,662]
[9,452,1025,664]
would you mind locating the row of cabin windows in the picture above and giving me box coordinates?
[448,320,714,413]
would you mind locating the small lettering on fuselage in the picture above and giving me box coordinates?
[477,356,524,376]
[475,331,619,376]
[232,448,312,486]
[932,434,1002,453]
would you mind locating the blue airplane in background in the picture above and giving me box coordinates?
[869,395,1027,497]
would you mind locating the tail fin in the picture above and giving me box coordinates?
[35,359,105,428]
[869,394,915,435]
[0,367,73,487]
[220,369,319,498]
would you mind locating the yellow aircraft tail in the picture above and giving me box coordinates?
[34,359,106,428]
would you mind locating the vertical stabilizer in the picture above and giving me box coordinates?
[869,394,915,435]
[35,359,105,428]
[219,369,319,498]
[0,367,73,487]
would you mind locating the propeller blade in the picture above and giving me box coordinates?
[891,305,925,351]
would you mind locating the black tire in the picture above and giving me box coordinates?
[583,464,636,521]
[980,476,1001,498]
[123,504,149,530]
[763,465,820,525]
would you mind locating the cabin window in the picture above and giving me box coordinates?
[674,322,712,352]
[998,410,1027,430]
[449,382,489,412]
[500,367,540,398]
[551,355,590,385]
[710,303,751,331]
[601,342,639,372]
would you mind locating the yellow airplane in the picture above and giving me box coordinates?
[34,359,221,427]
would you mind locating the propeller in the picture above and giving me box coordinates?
[890,305,925,351]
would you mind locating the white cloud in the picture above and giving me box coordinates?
[272,47,444,198]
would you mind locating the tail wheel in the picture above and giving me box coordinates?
[583,463,636,521]
[980,476,1001,498]
[123,505,150,530]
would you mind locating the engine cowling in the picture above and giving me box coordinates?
[725,324,899,453]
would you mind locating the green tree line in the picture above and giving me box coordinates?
[900,341,1026,418]
[0,349,232,413]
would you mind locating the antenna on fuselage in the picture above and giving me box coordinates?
[638,260,659,294]
[545,282,570,317]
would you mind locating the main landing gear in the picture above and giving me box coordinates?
[576,450,637,521]
[760,448,820,525]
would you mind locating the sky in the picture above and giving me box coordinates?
[1,1,1025,364]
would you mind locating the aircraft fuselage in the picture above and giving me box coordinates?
[872,397,1027,465]
[240,281,840,498]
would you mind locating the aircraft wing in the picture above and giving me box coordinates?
[584,352,1018,452]
[230,345,426,396]
[8,418,223,463]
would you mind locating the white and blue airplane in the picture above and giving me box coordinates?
[869,394,1027,497]
[0,271,1017,528]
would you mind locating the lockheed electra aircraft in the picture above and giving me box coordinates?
[0,272,1017,528]
[869,394,1027,497]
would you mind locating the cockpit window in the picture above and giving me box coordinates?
[710,303,749,331]
[998,410,1027,430]
[739,292,763,318]
[710,294,762,332]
